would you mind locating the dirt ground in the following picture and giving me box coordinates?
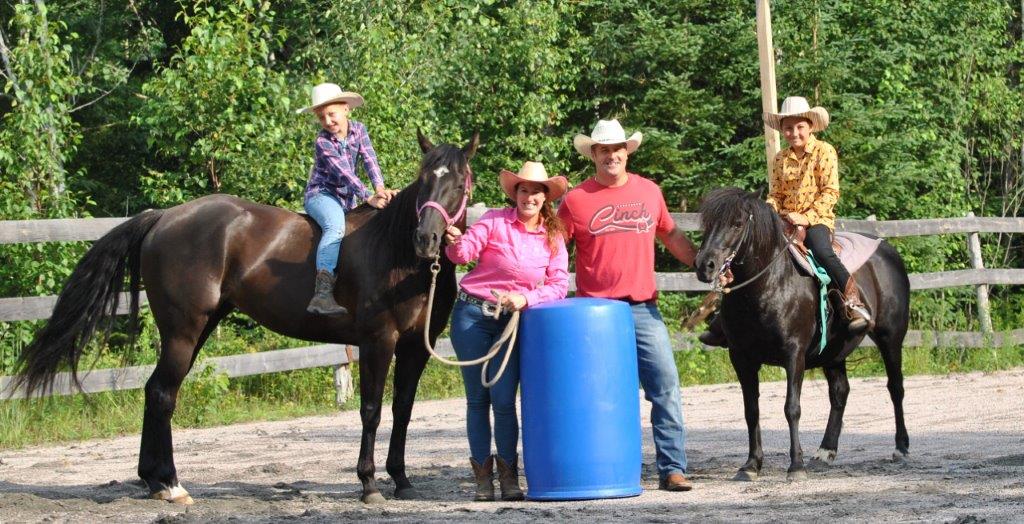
[2,369,1023,523]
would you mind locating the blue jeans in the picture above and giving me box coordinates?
[632,301,688,477]
[449,299,521,464]
[304,191,346,272]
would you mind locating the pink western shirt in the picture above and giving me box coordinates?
[445,207,569,307]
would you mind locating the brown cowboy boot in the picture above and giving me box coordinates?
[659,472,694,492]
[494,455,525,501]
[843,278,871,335]
[306,269,348,315]
[470,456,495,502]
[698,315,727,347]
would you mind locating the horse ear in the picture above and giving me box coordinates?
[463,131,480,159]
[417,129,434,153]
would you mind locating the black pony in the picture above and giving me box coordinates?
[16,131,478,504]
[694,188,910,480]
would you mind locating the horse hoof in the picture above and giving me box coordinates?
[732,469,758,482]
[150,484,194,505]
[394,486,419,500]
[787,469,808,481]
[892,450,910,463]
[361,492,387,504]
[812,448,837,463]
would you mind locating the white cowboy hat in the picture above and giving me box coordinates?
[295,83,365,114]
[763,96,830,132]
[572,119,643,160]
[499,161,569,201]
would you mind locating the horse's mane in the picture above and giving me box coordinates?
[700,187,785,253]
[354,144,470,270]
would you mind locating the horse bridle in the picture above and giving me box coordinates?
[705,212,796,294]
[416,167,473,228]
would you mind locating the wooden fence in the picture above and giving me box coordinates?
[2,207,1023,400]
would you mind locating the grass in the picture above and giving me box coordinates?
[4,341,1023,451]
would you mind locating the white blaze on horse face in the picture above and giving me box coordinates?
[433,166,449,178]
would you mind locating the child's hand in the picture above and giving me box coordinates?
[367,193,388,209]
[785,212,810,226]
[374,186,398,205]
[444,225,462,245]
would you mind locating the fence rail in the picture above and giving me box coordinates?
[2,211,1022,400]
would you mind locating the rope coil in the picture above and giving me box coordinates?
[421,255,519,388]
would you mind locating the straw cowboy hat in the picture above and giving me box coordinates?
[763,96,830,132]
[573,119,643,161]
[295,83,365,114]
[499,161,569,201]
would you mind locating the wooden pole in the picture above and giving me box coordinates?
[756,0,781,178]
[333,345,356,406]
[966,212,994,335]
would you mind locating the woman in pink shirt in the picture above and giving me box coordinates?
[443,161,570,502]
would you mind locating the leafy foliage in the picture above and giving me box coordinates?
[0,0,1021,381]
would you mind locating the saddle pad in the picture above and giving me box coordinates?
[789,232,882,278]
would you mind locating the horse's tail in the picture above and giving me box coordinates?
[14,209,164,397]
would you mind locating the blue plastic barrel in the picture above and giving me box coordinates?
[519,297,642,500]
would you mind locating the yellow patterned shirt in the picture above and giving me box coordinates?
[765,135,840,230]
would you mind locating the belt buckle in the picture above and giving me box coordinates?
[480,301,501,318]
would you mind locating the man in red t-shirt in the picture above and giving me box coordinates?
[558,119,698,492]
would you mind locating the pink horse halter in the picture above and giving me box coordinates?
[416,167,473,227]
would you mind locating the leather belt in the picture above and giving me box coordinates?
[458,290,512,316]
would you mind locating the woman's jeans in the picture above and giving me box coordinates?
[449,299,521,464]
[304,191,346,273]
[805,224,850,289]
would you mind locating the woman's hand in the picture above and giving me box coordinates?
[444,225,463,245]
[496,293,528,312]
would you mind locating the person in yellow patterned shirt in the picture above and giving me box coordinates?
[700,96,868,347]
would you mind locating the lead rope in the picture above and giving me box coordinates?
[421,255,519,388]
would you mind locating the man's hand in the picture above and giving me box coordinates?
[444,225,462,245]
[785,212,810,226]
[719,267,734,287]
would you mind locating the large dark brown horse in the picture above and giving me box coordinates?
[694,188,910,481]
[16,131,478,504]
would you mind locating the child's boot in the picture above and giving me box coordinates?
[307,269,348,315]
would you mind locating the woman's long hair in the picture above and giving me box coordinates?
[539,200,566,254]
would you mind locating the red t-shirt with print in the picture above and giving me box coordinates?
[557,173,675,302]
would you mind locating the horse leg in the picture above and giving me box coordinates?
[874,331,910,460]
[783,354,807,480]
[730,353,763,481]
[813,362,850,464]
[356,342,394,504]
[385,339,430,500]
[138,306,229,504]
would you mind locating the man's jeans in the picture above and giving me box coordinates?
[304,191,346,273]
[450,299,521,464]
[632,301,688,477]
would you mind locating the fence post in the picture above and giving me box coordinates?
[333,345,356,406]
[966,212,994,335]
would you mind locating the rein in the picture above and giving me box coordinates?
[421,255,519,388]
[415,167,517,387]
[684,215,795,330]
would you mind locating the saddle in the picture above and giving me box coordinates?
[785,224,882,280]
